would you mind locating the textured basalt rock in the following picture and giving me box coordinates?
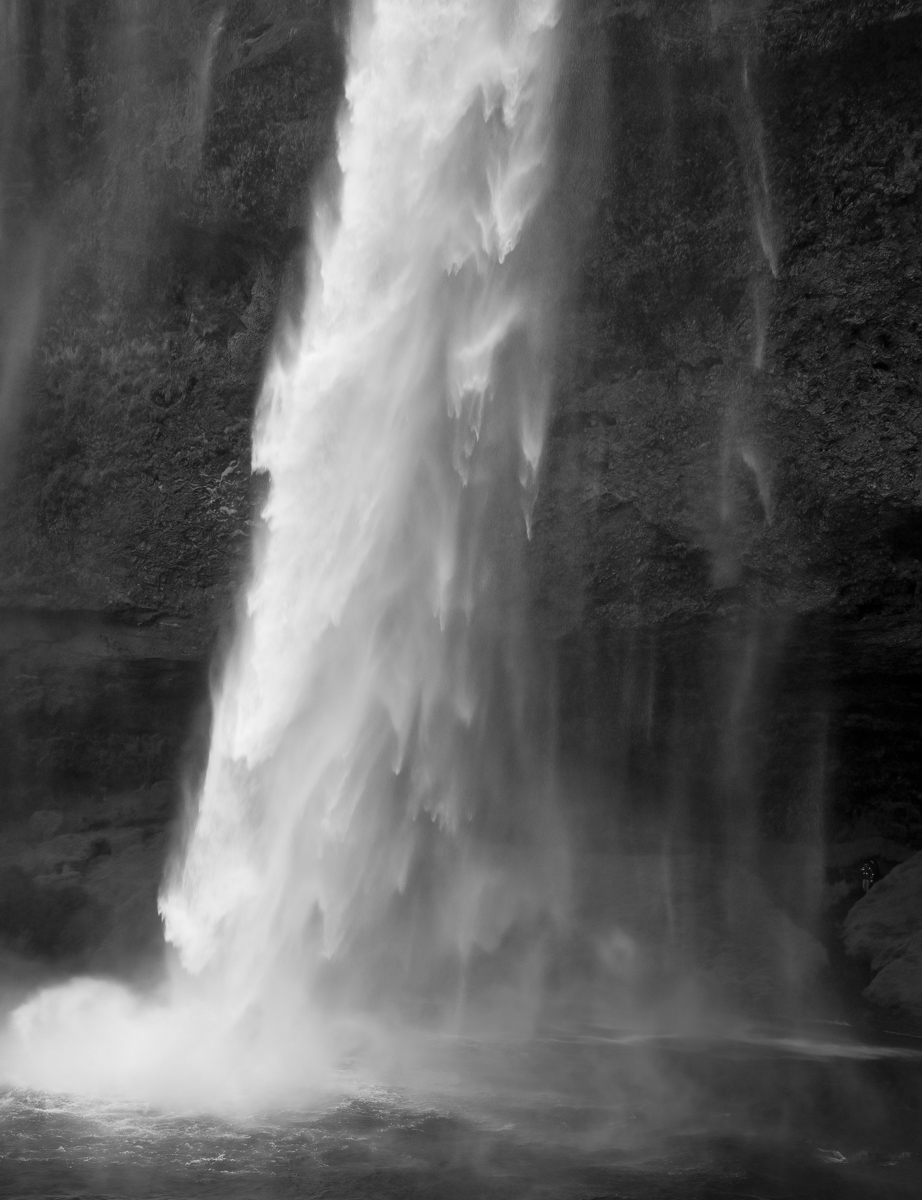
[530,0,922,851]
[0,0,345,805]
[844,851,922,1015]
[0,784,175,995]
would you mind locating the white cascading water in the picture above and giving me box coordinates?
[161,0,565,1022]
[2,0,566,1101]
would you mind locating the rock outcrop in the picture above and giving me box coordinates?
[844,851,922,1014]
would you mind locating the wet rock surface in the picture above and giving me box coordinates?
[844,851,922,1016]
[0,784,176,1006]
[0,0,344,799]
[531,0,922,845]
[0,608,208,811]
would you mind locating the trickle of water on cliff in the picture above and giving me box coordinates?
[189,7,225,161]
[2,0,566,1103]
[0,1,46,435]
[741,57,777,279]
[712,50,776,587]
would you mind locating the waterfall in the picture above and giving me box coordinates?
[2,0,567,1099]
[160,0,565,1023]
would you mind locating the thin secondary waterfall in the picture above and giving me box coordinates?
[162,0,565,1034]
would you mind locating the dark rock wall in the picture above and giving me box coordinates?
[0,609,207,810]
[531,0,922,847]
[0,0,346,805]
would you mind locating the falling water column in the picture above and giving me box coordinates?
[160,0,567,1041]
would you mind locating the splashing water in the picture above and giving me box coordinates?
[2,0,566,1102]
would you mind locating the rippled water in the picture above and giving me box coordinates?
[1,1032,919,1199]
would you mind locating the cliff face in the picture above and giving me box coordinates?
[1,1,921,988]
[0,0,346,803]
[531,0,922,849]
